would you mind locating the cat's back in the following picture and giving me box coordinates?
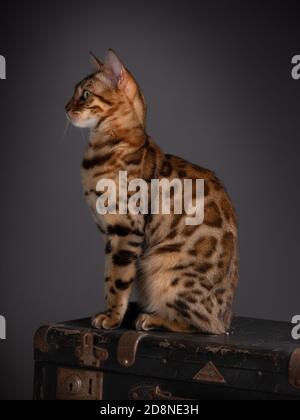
[163,153,237,228]
[143,151,237,253]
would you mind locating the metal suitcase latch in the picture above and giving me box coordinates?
[75,331,108,368]
[129,384,193,400]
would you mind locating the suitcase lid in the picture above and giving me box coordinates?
[34,305,300,398]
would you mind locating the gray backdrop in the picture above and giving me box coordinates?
[0,0,299,399]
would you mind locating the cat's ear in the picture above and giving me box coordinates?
[105,49,139,104]
[104,49,127,89]
[89,51,104,72]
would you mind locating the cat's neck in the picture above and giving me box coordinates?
[88,119,147,154]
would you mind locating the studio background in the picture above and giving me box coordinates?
[0,0,299,400]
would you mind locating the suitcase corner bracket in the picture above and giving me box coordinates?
[289,348,300,389]
[117,331,148,368]
[34,325,51,353]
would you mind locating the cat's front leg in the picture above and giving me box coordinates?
[92,233,143,330]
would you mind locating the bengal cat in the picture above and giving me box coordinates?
[65,50,238,334]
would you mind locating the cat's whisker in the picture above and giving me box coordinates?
[80,128,88,142]
[61,119,70,142]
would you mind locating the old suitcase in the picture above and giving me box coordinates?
[33,304,300,400]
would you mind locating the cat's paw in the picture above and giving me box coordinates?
[135,314,156,331]
[91,312,122,330]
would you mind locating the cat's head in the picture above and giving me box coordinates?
[65,49,146,130]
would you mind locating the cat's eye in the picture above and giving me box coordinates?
[81,90,91,100]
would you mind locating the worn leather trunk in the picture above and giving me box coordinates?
[33,304,300,400]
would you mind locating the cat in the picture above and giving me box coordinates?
[65,49,238,334]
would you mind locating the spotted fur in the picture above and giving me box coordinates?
[66,50,239,334]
